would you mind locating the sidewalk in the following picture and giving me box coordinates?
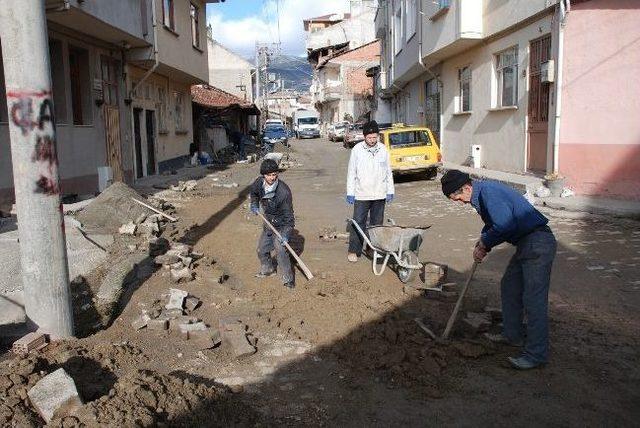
[442,162,640,220]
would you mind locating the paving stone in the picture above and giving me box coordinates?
[154,254,181,266]
[118,222,137,236]
[168,316,199,331]
[165,288,188,310]
[178,321,208,334]
[147,319,169,331]
[27,368,83,423]
[131,313,151,330]
[170,267,193,283]
[184,296,201,313]
[189,329,221,350]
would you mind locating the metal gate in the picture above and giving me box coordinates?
[424,78,441,144]
[527,34,552,172]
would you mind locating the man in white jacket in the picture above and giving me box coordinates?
[346,120,395,262]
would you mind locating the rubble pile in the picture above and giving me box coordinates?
[76,182,150,233]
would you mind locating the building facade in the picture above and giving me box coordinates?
[0,0,218,206]
[376,0,640,199]
[207,37,255,103]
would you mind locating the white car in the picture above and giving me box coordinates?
[328,122,349,142]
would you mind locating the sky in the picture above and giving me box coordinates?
[206,0,351,59]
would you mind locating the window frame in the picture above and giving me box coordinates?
[173,90,185,133]
[457,66,472,113]
[162,0,176,32]
[157,85,168,133]
[495,46,519,108]
[405,0,416,40]
[190,3,201,49]
[393,3,403,55]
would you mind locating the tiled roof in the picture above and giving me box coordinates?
[191,84,255,109]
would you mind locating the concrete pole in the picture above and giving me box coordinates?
[0,0,74,338]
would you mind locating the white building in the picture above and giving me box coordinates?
[207,37,255,103]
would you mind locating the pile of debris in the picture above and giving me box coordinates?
[152,240,201,283]
[318,226,349,242]
[131,288,221,351]
[170,180,198,192]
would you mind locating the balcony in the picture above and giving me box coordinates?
[317,83,343,103]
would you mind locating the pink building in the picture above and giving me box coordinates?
[558,0,640,199]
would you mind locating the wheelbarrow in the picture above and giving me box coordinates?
[348,219,430,283]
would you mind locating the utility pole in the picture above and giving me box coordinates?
[0,0,74,338]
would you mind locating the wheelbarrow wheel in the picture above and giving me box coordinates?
[397,251,418,284]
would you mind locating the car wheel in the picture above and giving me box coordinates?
[425,167,438,180]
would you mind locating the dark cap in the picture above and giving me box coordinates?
[260,159,279,175]
[362,120,379,136]
[441,169,471,196]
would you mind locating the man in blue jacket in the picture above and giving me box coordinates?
[441,170,557,369]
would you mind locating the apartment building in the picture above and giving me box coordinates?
[376,0,640,199]
[0,0,220,205]
[207,37,255,103]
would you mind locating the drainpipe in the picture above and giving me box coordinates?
[131,0,160,98]
[552,0,570,174]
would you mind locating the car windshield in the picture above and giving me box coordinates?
[388,131,432,147]
[298,117,318,125]
[265,126,285,134]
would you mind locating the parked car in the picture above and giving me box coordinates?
[380,124,441,179]
[343,123,364,148]
[262,125,289,147]
[328,122,349,142]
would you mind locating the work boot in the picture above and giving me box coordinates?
[483,333,523,347]
[283,281,295,290]
[508,355,545,370]
[255,270,276,278]
[347,253,358,263]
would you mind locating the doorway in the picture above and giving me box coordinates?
[132,108,157,178]
[424,78,441,144]
[527,34,552,173]
[101,56,123,182]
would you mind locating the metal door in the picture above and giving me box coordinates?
[527,35,552,173]
[101,56,123,181]
[424,78,441,144]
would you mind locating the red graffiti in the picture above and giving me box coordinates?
[6,89,52,98]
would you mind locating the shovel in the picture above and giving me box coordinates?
[441,261,479,340]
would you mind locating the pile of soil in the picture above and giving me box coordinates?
[0,340,257,427]
[76,182,149,232]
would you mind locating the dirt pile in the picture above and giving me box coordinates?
[76,182,151,232]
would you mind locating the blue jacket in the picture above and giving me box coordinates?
[471,180,548,250]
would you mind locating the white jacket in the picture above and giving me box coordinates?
[346,142,395,200]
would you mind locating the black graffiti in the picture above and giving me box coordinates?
[31,135,58,166]
[34,176,59,195]
[10,97,55,136]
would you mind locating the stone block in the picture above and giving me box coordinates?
[148,237,170,256]
[189,329,221,350]
[184,296,201,313]
[165,288,188,310]
[12,332,47,355]
[147,319,169,331]
[178,321,208,334]
[118,222,137,236]
[131,313,151,330]
[27,368,83,423]
[170,267,193,283]
[154,254,181,266]
[168,316,199,331]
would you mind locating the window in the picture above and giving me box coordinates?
[389,131,433,147]
[424,78,441,142]
[157,86,168,132]
[49,39,68,123]
[190,3,200,48]
[68,46,92,125]
[393,4,403,55]
[173,91,185,132]
[496,47,518,107]
[458,66,472,112]
[405,0,416,40]
[163,0,175,31]
[439,0,450,8]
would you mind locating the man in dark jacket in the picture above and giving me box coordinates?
[442,170,557,370]
[250,159,295,289]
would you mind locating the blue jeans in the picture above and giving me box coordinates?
[348,199,386,255]
[257,227,293,284]
[501,227,557,363]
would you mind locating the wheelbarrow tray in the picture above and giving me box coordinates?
[366,225,429,253]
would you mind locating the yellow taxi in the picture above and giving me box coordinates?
[380,124,442,178]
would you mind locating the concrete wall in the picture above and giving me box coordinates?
[558,0,640,199]
[439,14,554,173]
[155,0,209,83]
[483,0,557,37]
[68,0,147,41]
[0,29,130,204]
[207,38,254,101]
[306,10,377,51]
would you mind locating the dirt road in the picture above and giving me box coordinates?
[3,138,639,426]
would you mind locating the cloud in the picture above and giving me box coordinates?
[207,0,350,58]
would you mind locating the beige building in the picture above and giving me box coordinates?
[207,37,255,103]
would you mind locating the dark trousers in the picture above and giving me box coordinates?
[348,199,386,255]
[501,227,557,363]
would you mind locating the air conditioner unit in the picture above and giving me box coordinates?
[541,60,555,83]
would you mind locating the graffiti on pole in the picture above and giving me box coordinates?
[7,89,60,195]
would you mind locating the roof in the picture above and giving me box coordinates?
[191,85,258,113]
[303,13,350,23]
[318,39,380,69]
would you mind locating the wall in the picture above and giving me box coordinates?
[155,0,209,83]
[68,0,147,41]
[483,0,557,37]
[0,29,129,204]
[306,10,376,51]
[439,15,554,172]
[207,38,254,101]
[558,0,640,199]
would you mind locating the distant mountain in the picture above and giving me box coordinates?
[266,55,313,93]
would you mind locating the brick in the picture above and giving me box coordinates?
[189,329,221,350]
[12,332,47,356]
[165,288,188,310]
[222,327,256,358]
[27,368,83,423]
[170,267,193,283]
[131,314,151,330]
[118,222,137,236]
[178,321,208,334]
[147,319,169,331]
[168,316,199,331]
[154,254,181,266]
[184,296,201,313]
